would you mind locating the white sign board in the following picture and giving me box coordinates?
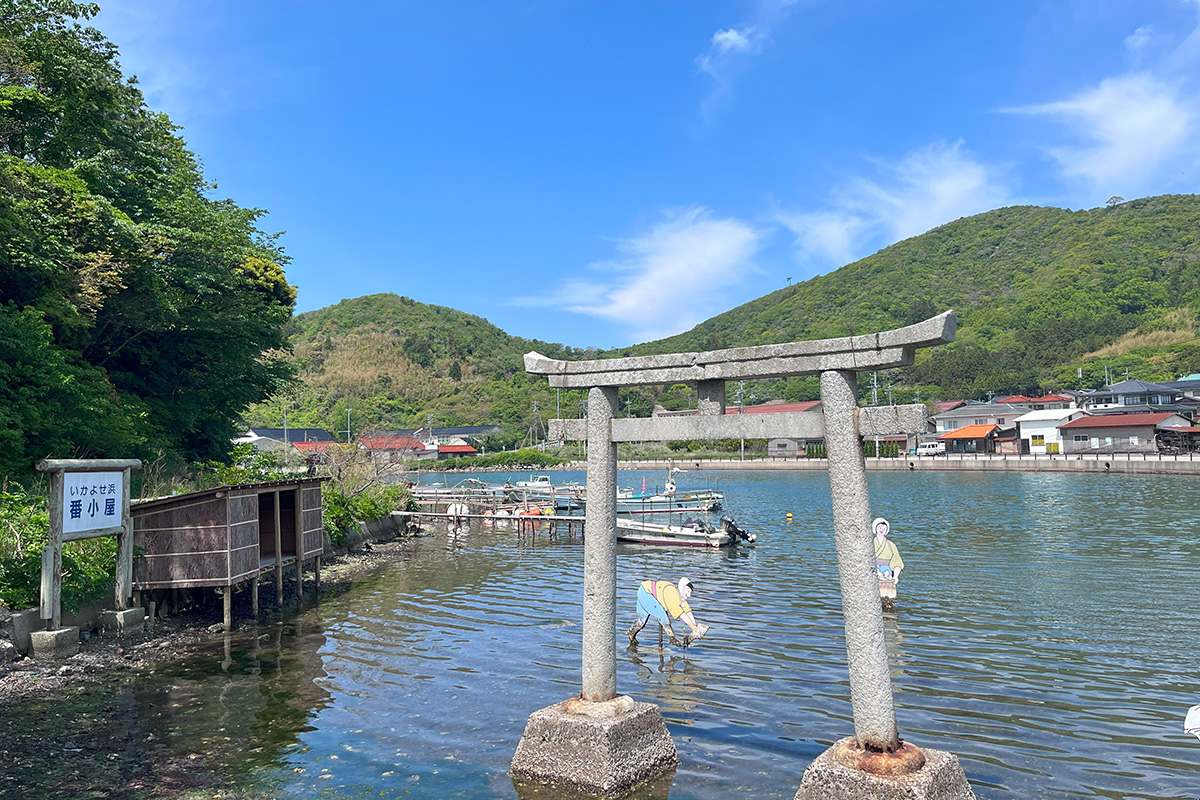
[62,471,124,534]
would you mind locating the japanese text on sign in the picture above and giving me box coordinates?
[62,471,124,534]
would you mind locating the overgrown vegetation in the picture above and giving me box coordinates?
[0,486,114,611]
[0,1,296,481]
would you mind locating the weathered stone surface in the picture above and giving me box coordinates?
[583,387,619,702]
[510,697,676,797]
[822,370,898,749]
[100,607,146,634]
[525,311,956,388]
[795,738,976,800]
[8,608,40,655]
[0,640,17,663]
[30,626,80,660]
[548,404,928,444]
[696,380,726,415]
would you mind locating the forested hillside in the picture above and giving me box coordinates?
[638,195,1200,398]
[256,195,1200,439]
[248,294,594,445]
[0,2,295,479]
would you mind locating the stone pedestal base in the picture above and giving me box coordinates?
[510,695,676,797]
[796,738,976,800]
[30,627,79,660]
[100,608,146,634]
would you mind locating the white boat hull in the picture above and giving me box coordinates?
[615,519,731,548]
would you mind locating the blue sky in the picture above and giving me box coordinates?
[95,1,1200,349]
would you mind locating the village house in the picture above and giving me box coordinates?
[932,403,1024,433]
[996,394,1076,410]
[1057,412,1192,454]
[1015,408,1088,454]
[358,435,430,465]
[937,423,1000,454]
[1079,379,1198,418]
[393,425,501,445]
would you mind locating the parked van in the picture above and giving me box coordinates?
[915,441,946,456]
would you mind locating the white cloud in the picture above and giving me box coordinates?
[1125,25,1155,53]
[778,141,1012,266]
[514,208,763,341]
[695,1,800,115]
[1009,73,1194,190]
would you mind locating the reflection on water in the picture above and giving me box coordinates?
[10,470,1198,799]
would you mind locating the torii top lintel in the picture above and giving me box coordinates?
[524,311,956,389]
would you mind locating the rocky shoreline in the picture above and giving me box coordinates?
[0,526,426,800]
[0,530,418,708]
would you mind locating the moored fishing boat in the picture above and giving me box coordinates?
[615,515,755,548]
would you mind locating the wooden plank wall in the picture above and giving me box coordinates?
[228,488,260,583]
[301,485,324,559]
[133,495,231,589]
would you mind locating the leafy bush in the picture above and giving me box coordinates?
[322,484,411,547]
[0,489,114,611]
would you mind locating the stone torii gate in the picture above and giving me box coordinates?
[509,311,975,799]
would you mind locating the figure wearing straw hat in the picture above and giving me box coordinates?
[626,577,709,647]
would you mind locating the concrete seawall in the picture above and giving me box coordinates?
[614,455,1200,476]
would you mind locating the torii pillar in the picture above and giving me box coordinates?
[510,312,976,799]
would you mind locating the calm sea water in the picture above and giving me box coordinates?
[59,471,1200,798]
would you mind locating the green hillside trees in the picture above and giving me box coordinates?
[0,1,295,478]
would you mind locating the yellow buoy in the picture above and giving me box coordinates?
[786,512,793,519]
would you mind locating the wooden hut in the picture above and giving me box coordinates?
[132,478,325,628]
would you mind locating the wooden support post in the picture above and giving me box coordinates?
[251,576,259,618]
[133,590,142,609]
[147,600,156,634]
[223,587,232,632]
[314,556,321,594]
[42,471,64,630]
[274,491,283,607]
[294,491,304,604]
[115,466,133,610]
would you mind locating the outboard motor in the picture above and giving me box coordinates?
[719,515,756,543]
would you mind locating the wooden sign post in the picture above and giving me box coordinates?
[35,458,142,631]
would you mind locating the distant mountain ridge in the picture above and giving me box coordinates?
[249,194,1200,439]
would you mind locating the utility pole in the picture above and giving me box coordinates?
[871,372,879,405]
[340,408,352,444]
[282,402,289,446]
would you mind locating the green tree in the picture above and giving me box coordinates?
[0,1,296,477]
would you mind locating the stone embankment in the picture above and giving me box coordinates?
[616,453,1200,476]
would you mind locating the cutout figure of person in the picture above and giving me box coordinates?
[873,516,904,582]
[627,577,709,647]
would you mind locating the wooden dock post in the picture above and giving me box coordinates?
[222,587,232,632]
[251,576,259,617]
[274,492,283,607]
[314,556,321,594]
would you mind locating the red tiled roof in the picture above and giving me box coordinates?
[358,436,426,451]
[1033,394,1072,402]
[935,401,966,413]
[725,401,821,414]
[1059,413,1178,429]
[438,444,478,454]
[293,441,344,452]
[938,424,998,440]
[997,395,1033,403]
